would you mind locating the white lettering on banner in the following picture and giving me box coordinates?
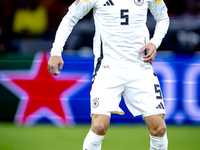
[153,62,177,120]
[183,63,200,122]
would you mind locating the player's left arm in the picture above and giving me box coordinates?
[140,42,157,63]
[140,0,169,63]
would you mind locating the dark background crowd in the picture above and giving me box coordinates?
[0,0,200,55]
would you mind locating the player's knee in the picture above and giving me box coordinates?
[150,125,166,137]
[93,124,107,135]
[158,126,167,136]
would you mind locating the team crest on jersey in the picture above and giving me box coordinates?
[134,0,144,6]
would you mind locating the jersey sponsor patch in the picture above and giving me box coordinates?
[134,0,144,6]
[155,0,163,4]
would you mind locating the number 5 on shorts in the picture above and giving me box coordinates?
[154,84,162,99]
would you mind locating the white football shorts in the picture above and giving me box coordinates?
[90,62,166,118]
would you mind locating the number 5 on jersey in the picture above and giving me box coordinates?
[121,9,129,25]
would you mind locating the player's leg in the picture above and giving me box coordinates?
[144,114,168,150]
[83,114,110,150]
[122,68,168,150]
[91,114,110,135]
[84,62,125,150]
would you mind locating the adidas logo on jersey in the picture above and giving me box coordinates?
[156,102,165,109]
[103,0,114,6]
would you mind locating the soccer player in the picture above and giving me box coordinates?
[48,0,170,149]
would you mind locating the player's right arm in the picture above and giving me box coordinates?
[48,56,64,76]
[48,0,96,76]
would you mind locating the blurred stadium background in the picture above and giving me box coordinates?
[0,0,200,149]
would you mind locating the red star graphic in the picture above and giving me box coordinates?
[0,52,89,126]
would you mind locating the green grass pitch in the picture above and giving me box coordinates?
[0,123,200,150]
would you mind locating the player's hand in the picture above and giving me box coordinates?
[48,56,64,76]
[140,43,157,63]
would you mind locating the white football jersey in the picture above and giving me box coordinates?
[51,0,169,68]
